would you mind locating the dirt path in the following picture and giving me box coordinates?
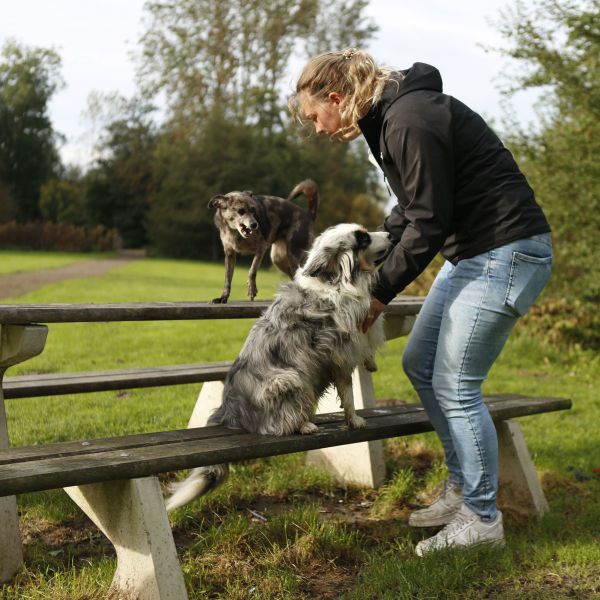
[0,255,140,300]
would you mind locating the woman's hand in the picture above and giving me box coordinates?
[361,297,386,333]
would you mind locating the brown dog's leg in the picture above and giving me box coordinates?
[247,247,267,300]
[286,255,300,278]
[212,250,236,303]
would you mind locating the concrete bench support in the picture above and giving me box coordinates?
[496,419,549,517]
[189,368,386,487]
[189,368,385,486]
[64,478,188,600]
[306,314,416,487]
[189,314,418,488]
[189,380,224,428]
[0,324,48,583]
[306,365,386,487]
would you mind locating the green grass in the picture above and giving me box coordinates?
[1,253,599,599]
[0,249,110,276]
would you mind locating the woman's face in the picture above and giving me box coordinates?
[299,92,344,136]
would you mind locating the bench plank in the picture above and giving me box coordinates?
[3,362,233,399]
[0,404,430,465]
[0,396,570,497]
[0,298,424,324]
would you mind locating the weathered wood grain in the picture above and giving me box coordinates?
[0,396,571,497]
[0,298,424,325]
[3,362,233,398]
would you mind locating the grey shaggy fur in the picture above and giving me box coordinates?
[166,223,392,511]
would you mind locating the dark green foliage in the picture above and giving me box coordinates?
[0,2,385,256]
[138,0,384,257]
[497,0,600,299]
[493,0,600,347]
[0,41,63,222]
[84,97,157,248]
[39,178,88,226]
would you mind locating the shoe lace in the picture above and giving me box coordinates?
[437,509,475,539]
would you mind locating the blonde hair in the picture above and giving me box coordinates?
[289,48,397,141]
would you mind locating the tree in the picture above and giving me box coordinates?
[83,94,157,247]
[492,0,600,345]
[304,0,378,56]
[494,0,600,295]
[0,40,63,221]
[39,178,87,225]
[137,0,384,257]
[138,0,317,134]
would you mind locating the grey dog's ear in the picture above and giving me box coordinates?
[303,245,339,279]
[243,190,253,196]
[208,195,228,209]
[304,253,328,278]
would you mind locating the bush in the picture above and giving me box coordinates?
[0,221,115,252]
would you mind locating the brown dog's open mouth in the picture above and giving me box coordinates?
[239,224,255,238]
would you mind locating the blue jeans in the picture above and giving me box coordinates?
[402,233,552,520]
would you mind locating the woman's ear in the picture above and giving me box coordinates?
[328,92,344,106]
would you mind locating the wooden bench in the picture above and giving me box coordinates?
[0,299,571,600]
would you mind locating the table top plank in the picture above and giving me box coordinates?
[0,297,424,324]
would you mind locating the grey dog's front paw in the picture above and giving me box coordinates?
[348,415,367,429]
[299,422,319,434]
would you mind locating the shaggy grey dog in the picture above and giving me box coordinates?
[166,223,392,511]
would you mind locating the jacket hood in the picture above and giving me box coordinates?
[393,62,443,98]
[359,63,443,129]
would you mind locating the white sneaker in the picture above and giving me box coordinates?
[408,480,463,527]
[415,504,505,556]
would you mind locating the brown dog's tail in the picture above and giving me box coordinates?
[287,179,319,222]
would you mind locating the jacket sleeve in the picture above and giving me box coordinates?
[372,122,454,304]
[377,202,409,242]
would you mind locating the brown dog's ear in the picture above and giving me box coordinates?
[208,195,228,209]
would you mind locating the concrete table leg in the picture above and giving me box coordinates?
[0,324,47,583]
[187,314,420,488]
[194,372,387,488]
[64,477,188,600]
[497,419,549,518]
[304,314,418,489]
[306,366,386,488]
[188,381,224,428]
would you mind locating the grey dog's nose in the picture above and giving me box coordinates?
[250,222,258,230]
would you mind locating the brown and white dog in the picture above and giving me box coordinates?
[208,179,318,303]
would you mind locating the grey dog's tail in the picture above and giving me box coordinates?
[287,179,319,222]
[165,463,229,512]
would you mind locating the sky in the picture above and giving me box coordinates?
[0,0,539,168]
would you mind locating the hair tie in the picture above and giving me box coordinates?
[343,48,357,60]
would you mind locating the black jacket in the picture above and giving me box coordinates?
[358,63,551,304]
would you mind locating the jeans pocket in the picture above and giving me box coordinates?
[505,252,552,316]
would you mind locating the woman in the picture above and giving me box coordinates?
[289,48,552,555]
